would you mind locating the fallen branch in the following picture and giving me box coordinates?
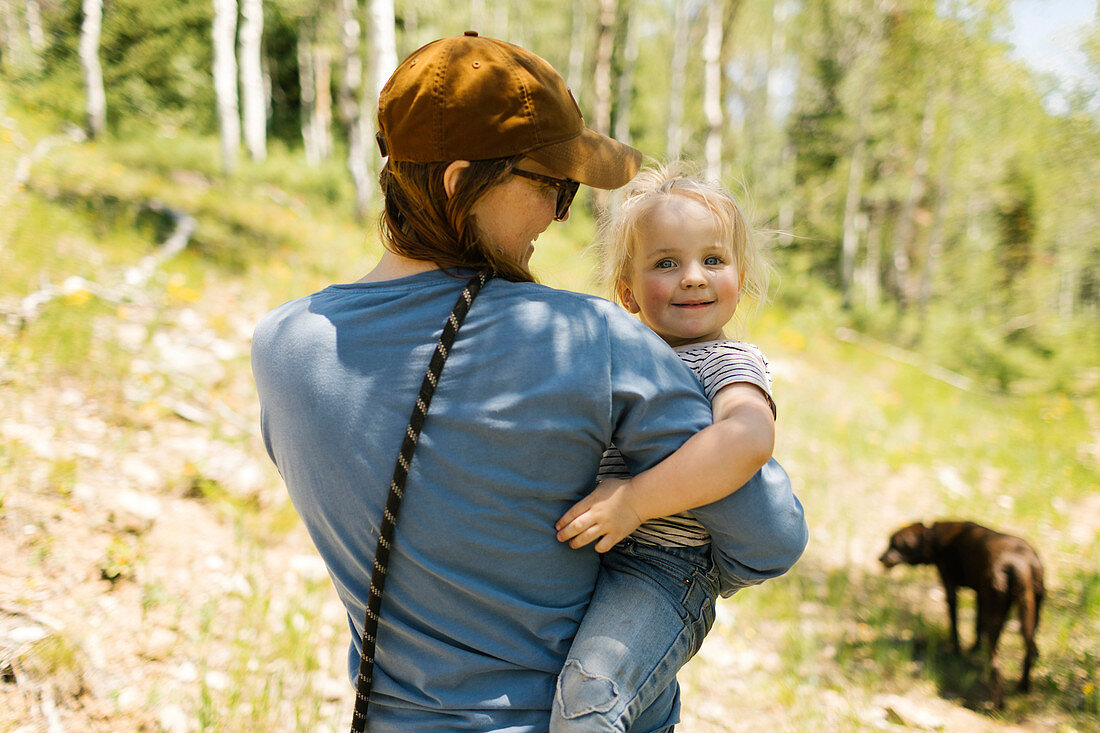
[10,123,86,193]
[120,201,197,289]
[5,202,196,328]
[834,327,980,393]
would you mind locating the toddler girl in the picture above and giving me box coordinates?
[552,164,782,731]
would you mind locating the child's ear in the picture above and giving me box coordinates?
[617,281,641,314]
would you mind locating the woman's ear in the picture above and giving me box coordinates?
[443,160,471,198]
[617,280,641,314]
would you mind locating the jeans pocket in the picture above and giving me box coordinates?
[680,567,718,657]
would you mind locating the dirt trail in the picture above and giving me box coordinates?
[1,286,1092,732]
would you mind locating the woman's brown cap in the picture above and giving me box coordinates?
[377,31,642,190]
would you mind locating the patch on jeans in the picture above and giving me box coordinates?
[556,659,619,717]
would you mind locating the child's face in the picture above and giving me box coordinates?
[618,196,742,347]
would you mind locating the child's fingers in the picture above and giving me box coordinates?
[555,495,596,531]
[568,525,607,549]
[555,515,586,542]
[556,506,603,542]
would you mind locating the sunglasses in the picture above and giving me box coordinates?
[511,169,580,221]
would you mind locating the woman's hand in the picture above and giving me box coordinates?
[555,478,643,553]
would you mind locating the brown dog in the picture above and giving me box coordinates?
[879,520,1043,708]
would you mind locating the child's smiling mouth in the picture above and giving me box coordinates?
[673,300,714,308]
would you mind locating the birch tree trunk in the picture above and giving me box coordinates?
[239,0,266,162]
[0,0,15,71]
[919,93,958,320]
[79,0,107,140]
[864,203,884,308]
[839,0,889,306]
[889,92,935,307]
[567,0,586,97]
[591,0,617,212]
[1058,254,1077,318]
[666,0,690,161]
[212,0,240,174]
[338,0,370,217]
[840,123,868,308]
[26,0,45,51]
[592,0,616,137]
[469,0,484,32]
[368,0,397,105]
[363,0,397,204]
[2,0,34,74]
[764,1,787,120]
[768,1,795,246]
[482,0,510,42]
[613,5,637,144]
[298,30,333,165]
[702,1,723,182]
[314,48,333,161]
[298,31,316,163]
[777,138,796,246]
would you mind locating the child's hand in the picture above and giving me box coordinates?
[555,478,643,553]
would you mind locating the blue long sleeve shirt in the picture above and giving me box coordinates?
[252,269,719,731]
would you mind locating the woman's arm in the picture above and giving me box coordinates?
[556,382,774,552]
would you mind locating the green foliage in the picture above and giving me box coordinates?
[5,0,1094,373]
[17,0,215,132]
[103,0,218,133]
[789,0,849,184]
[261,2,308,143]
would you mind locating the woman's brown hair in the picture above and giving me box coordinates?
[378,156,536,283]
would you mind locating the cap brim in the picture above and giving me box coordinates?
[525,128,642,190]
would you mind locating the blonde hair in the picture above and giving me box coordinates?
[596,162,770,328]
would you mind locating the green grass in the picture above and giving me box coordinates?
[687,301,1100,730]
[188,546,342,731]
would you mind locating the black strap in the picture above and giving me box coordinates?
[350,270,494,732]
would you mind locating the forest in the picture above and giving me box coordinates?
[1,0,1098,731]
[4,0,1098,393]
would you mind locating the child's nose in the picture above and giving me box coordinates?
[680,262,707,286]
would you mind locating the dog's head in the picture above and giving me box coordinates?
[879,522,931,568]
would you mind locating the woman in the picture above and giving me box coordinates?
[252,32,805,732]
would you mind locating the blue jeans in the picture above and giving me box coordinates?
[550,538,719,732]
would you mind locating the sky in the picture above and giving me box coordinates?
[1007,0,1096,92]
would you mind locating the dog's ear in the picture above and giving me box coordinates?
[914,523,935,562]
[898,527,921,554]
[891,522,927,560]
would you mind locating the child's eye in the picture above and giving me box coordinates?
[655,259,676,269]
[704,255,724,266]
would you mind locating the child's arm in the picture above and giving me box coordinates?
[556,382,774,552]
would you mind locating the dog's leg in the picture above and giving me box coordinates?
[971,590,983,653]
[988,656,1005,709]
[944,581,961,654]
[1017,582,1041,692]
[979,589,1011,709]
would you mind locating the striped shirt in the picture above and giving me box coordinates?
[598,340,775,548]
